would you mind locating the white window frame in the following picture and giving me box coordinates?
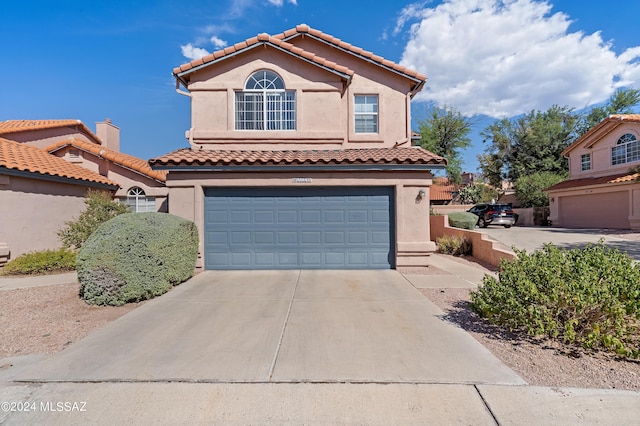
[611,133,640,165]
[580,153,591,172]
[125,187,155,213]
[354,95,379,134]
[235,70,296,131]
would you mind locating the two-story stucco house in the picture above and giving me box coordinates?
[150,25,446,271]
[546,114,640,230]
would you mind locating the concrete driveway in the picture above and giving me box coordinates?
[15,270,522,385]
[479,226,640,260]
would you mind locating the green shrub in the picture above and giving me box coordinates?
[470,242,640,358]
[447,212,478,230]
[0,249,76,276]
[436,235,472,256]
[77,213,199,306]
[58,189,130,250]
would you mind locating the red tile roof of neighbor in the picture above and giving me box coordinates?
[430,177,458,201]
[546,171,639,191]
[0,119,102,144]
[46,139,168,183]
[174,24,425,88]
[562,114,640,155]
[150,147,446,167]
[0,137,118,187]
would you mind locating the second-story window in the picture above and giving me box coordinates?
[354,95,378,133]
[235,70,296,130]
[611,133,639,165]
[580,153,591,171]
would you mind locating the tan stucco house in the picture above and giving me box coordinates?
[0,119,168,262]
[150,24,446,271]
[546,114,640,230]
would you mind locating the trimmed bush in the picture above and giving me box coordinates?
[470,242,640,359]
[77,213,199,306]
[0,249,76,276]
[436,235,472,256]
[447,212,478,230]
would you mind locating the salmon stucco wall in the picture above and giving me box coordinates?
[0,175,90,259]
[429,215,515,267]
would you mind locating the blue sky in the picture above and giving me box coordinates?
[1,0,639,173]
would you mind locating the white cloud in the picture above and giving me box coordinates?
[267,0,297,5]
[210,36,228,50]
[397,0,640,118]
[180,43,210,60]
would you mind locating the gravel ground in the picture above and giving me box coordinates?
[422,254,640,392]
[0,283,140,357]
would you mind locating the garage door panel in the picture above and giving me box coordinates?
[204,187,394,269]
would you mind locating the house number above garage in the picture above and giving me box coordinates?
[292,178,312,183]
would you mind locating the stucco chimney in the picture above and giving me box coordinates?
[95,118,120,152]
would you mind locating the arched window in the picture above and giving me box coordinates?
[611,133,639,165]
[125,187,156,212]
[235,70,296,130]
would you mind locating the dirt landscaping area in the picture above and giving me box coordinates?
[0,283,140,357]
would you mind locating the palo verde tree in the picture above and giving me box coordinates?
[416,104,474,184]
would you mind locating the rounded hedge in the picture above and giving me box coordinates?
[77,213,199,306]
[448,212,478,230]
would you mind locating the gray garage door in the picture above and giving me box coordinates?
[204,187,394,270]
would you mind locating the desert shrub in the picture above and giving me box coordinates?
[447,212,478,230]
[58,189,130,250]
[77,213,199,306]
[436,235,472,256]
[0,248,76,276]
[470,242,640,359]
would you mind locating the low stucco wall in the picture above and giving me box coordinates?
[431,204,474,215]
[429,215,515,267]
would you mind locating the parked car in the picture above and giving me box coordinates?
[467,203,517,228]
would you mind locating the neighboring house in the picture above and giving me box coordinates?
[0,138,119,262]
[0,119,168,262]
[151,24,447,271]
[430,177,457,205]
[546,114,640,229]
[0,119,168,213]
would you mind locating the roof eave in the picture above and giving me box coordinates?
[0,166,119,190]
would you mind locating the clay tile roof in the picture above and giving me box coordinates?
[272,24,427,83]
[173,33,355,80]
[0,137,118,187]
[546,171,639,191]
[150,147,446,168]
[46,138,168,183]
[429,177,458,201]
[0,119,102,144]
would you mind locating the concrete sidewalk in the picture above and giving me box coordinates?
[0,272,77,290]
[1,256,639,424]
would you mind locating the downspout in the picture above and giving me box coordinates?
[175,79,199,150]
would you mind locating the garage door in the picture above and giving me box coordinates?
[559,192,629,229]
[204,187,394,270]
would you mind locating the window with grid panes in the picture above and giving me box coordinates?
[354,95,378,133]
[611,133,639,165]
[235,70,295,130]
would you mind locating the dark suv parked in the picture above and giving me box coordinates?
[467,203,517,228]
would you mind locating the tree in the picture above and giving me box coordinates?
[458,182,499,204]
[479,87,640,187]
[417,105,473,184]
[479,106,577,185]
[58,190,130,249]
[514,172,566,208]
[575,88,640,137]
